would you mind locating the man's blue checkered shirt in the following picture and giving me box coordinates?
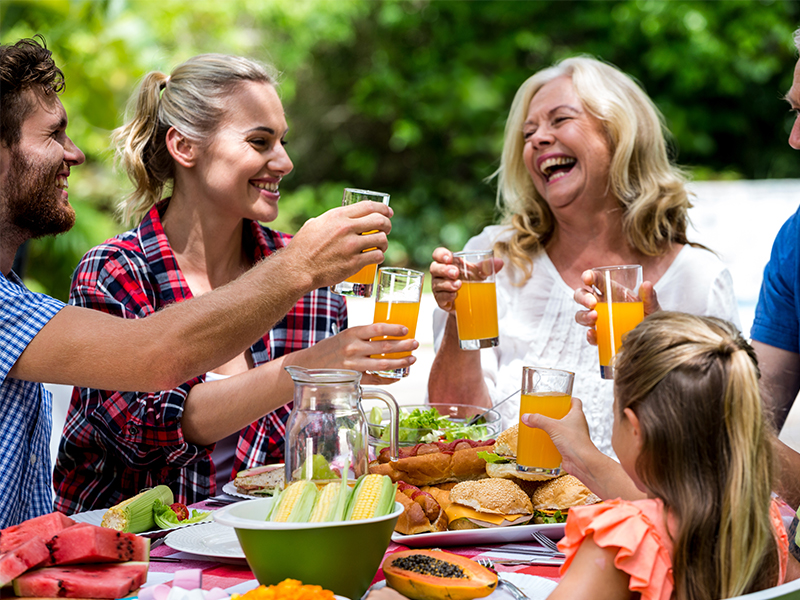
[0,271,64,527]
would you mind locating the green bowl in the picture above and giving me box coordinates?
[214,498,402,599]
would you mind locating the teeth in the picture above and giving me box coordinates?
[56,176,68,190]
[539,156,576,179]
[252,180,279,192]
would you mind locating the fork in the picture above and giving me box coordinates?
[531,531,562,553]
[473,566,528,600]
[477,557,564,568]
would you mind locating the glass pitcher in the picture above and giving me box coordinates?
[284,366,399,485]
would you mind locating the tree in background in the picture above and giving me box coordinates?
[2,0,798,299]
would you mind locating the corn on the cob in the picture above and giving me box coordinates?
[308,481,352,523]
[268,480,318,522]
[101,485,174,533]
[345,474,397,521]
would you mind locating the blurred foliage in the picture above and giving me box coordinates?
[2,0,799,299]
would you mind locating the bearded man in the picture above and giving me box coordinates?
[0,37,393,527]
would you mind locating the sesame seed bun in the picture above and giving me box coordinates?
[493,425,518,458]
[450,478,533,515]
[531,475,601,511]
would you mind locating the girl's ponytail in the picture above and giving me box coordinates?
[718,347,776,598]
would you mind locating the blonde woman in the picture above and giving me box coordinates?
[53,54,416,511]
[428,56,739,456]
[547,313,788,599]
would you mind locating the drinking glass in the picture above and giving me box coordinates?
[330,188,391,298]
[517,367,574,477]
[452,249,499,350]
[591,264,644,379]
[367,267,424,379]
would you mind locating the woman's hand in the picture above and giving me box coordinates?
[574,270,661,346]
[292,324,418,384]
[430,247,504,312]
[430,247,461,312]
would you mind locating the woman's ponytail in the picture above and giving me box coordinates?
[112,71,172,226]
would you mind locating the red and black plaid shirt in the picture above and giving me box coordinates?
[53,201,347,513]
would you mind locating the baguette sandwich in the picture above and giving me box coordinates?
[369,439,495,486]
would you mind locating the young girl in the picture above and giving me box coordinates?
[550,312,788,600]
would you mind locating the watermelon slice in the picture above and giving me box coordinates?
[0,536,49,585]
[13,561,149,598]
[47,522,150,565]
[0,512,75,553]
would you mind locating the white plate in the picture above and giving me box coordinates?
[165,521,245,560]
[71,508,212,538]
[365,574,556,600]
[391,522,565,548]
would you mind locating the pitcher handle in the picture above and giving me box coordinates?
[361,386,399,462]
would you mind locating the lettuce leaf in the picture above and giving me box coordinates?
[153,499,212,529]
[477,450,509,464]
[370,406,490,445]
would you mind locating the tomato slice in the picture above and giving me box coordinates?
[169,502,190,521]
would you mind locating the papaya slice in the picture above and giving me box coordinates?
[382,549,498,600]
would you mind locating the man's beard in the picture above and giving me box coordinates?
[4,147,75,239]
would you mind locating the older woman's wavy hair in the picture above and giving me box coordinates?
[494,56,695,281]
[113,54,278,226]
[614,312,778,600]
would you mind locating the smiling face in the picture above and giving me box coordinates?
[522,76,613,212]
[189,80,293,224]
[0,89,85,240]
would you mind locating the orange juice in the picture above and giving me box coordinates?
[454,281,499,340]
[346,262,378,285]
[517,392,571,469]
[595,301,644,367]
[345,228,380,284]
[370,300,420,359]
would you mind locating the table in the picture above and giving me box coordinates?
[145,499,563,596]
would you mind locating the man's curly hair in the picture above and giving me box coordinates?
[0,35,65,147]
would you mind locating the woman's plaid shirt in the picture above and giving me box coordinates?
[53,202,347,513]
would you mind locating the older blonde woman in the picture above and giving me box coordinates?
[428,56,739,457]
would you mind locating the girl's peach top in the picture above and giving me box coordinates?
[558,498,788,600]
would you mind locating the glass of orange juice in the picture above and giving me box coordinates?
[452,249,499,350]
[517,367,574,476]
[591,264,644,379]
[367,267,424,379]
[330,188,391,298]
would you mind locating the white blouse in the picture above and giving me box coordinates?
[432,225,741,458]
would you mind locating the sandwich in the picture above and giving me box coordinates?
[232,464,285,496]
[531,475,601,523]
[444,478,533,530]
[368,438,495,486]
[393,481,449,535]
[478,425,558,482]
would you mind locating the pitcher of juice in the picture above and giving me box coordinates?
[283,366,399,486]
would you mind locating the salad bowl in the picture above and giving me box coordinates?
[367,402,502,447]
